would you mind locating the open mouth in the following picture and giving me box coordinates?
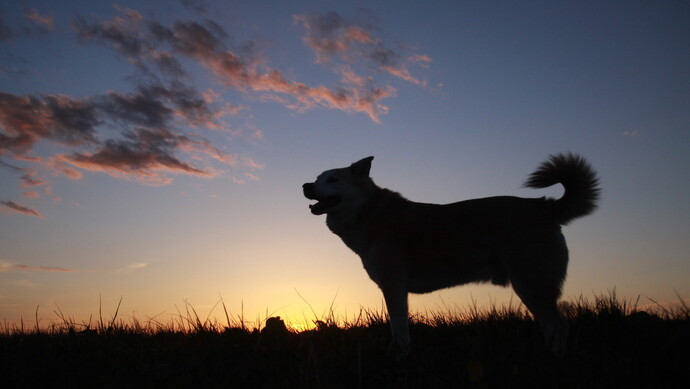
[308,196,340,215]
[303,184,340,215]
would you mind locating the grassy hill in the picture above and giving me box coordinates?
[1,292,687,388]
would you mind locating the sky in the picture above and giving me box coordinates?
[1,0,688,331]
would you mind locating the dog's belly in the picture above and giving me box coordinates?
[406,253,508,294]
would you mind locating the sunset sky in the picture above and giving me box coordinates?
[1,0,688,330]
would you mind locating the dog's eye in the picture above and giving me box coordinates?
[326,177,339,183]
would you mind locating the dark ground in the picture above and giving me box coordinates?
[2,301,688,388]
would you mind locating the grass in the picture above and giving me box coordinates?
[1,291,688,388]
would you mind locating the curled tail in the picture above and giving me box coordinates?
[525,153,601,225]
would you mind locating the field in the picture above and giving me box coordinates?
[2,292,688,388]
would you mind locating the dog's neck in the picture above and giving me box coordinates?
[325,187,405,242]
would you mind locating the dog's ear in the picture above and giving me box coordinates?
[350,156,374,176]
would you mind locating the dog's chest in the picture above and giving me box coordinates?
[358,250,384,285]
[330,226,386,284]
[342,236,397,287]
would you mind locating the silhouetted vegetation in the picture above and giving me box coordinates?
[1,292,688,388]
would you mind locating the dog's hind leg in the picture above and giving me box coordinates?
[514,282,569,357]
[381,280,411,360]
[510,249,569,356]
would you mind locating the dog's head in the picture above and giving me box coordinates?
[303,156,374,215]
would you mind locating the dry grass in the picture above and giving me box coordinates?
[1,290,688,388]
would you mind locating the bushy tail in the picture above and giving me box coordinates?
[525,153,601,225]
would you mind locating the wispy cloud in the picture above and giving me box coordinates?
[1,6,429,217]
[0,15,12,42]
[14,264,75,272]
[0,260,74,272]
[0,92,100,155]
[59,128,213,185]
[113,261,149,274]
[179,0,208,14]
[0,160,61,202]
[0,83,243,189]
[25,9,54,31]
[294,11,431,86]
[1,200,44,219]
[0,260,12,272]
[0,7,54,42]
[75,9,402,123]
[127,262,148,270]
[293,12,368,64]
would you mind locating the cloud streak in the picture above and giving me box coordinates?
[0,92,100,155]
[294,11,431,86]
[179,0,208,14]
[1,200,44,219]
[0,7,55,43]
[25,9,55,32]
[0,260,75,272]
[14,264,75,272]
[59,128,212,185]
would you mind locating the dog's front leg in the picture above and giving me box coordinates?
[381,278,410,361]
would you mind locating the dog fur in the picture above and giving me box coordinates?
[303,154,600,357]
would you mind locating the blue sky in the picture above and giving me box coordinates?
[1,0,688,330]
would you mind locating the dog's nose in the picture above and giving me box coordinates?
[303,183,314,197]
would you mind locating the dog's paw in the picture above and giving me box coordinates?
[386,339,411,362]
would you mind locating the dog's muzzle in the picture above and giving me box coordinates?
[303,183,340,215]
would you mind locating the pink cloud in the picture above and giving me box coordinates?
[148,19,393,121]
[344,26,377,45]
[380,65,424,86]
[294,11,431,86]
[0,161,58,202]
[25,9,54,30]
[23,191,40,199]
[19,169,45,188]
[80,12,397,122]
[409,54,432,65]
[1,79,246,193]
[1,200,44,219]
[250,70,393,123]
[44,156,83,179]
[59,128,213,184]
[240,156,265,171]
[0,92,99,156]
[14,264,75,272]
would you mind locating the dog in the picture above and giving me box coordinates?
[303,153,600,357]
